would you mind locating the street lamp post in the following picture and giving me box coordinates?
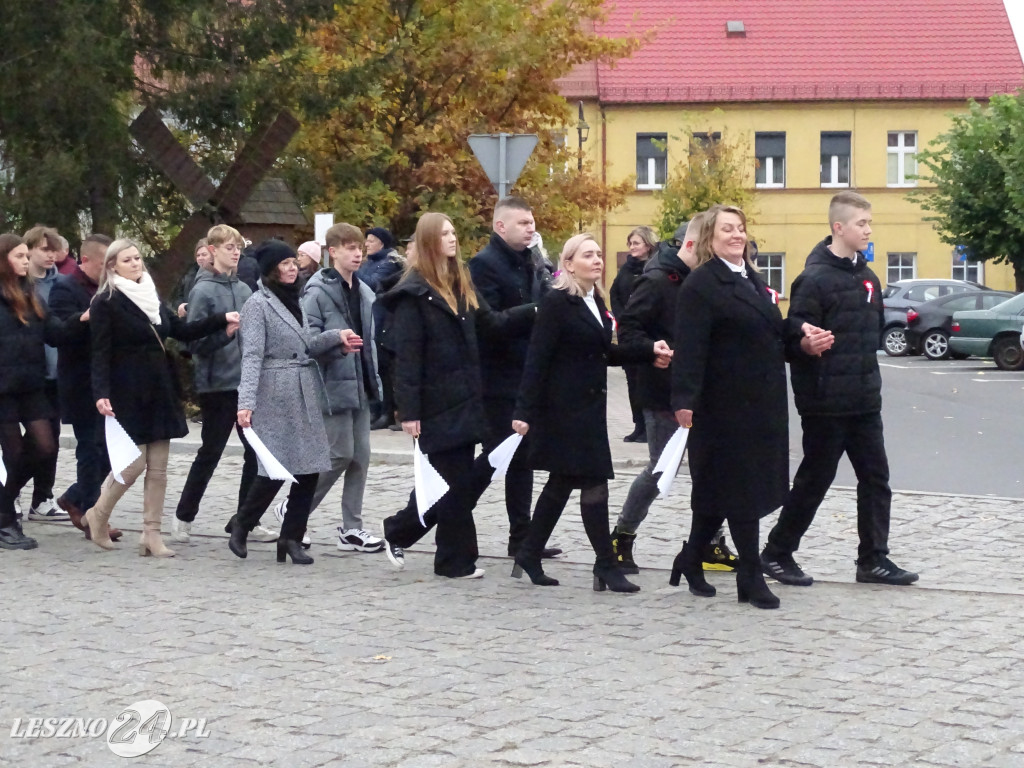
[576,101,590,172]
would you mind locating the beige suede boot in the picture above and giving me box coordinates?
[83,474,131,551]
[138,447,174,558]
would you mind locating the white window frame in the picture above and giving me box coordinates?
[886,252,917,284]
[755,132,786,189]
[820,132,851,188]
[636,133,667,191]
[887,131,918,188]
[755,251,786,295]
[951,256,984,284]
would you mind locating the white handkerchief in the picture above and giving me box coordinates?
[105,415,142,484]
[414,438,449,526]
[242,427,298,484]
[653,426,689,497]
[487,433,523,482]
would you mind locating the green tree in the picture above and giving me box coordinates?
[913,93,1024,291]
[654,128,754,241]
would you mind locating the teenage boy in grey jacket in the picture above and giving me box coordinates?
[172,225,276,543]
[296,222,384,553]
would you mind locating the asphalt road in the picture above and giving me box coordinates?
[802,353,1024,499]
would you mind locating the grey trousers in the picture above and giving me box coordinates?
[309,406,372,530]
[616,409,679,533]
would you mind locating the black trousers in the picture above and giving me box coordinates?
[482,397,532,550]
[518,474,614,568]
[63,414,109,511]
[766,412,892,563]
[383,443,480,578]
[623,365,644,430]
[236,473,318,541]
[175,390,258,522]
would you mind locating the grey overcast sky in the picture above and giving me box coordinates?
[1006,0,1024,57]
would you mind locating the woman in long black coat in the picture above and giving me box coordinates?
[86,239,237,556]
[511,234,669,592]
[669,205,831,609]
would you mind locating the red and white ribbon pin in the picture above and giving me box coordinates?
[863,280,874,304]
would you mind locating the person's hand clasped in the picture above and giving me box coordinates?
[177,303,188,318]
[339,329,364,353]
[674,408,693,429]
[800,322,835,357]
[653,339,674,369]
[402,420,421,439]
[237,409,252,429]
[96,398,114,417]
[512,420,530,436]
[79,308,90,323]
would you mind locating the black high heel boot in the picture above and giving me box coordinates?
[736,564,780,609]
[669,541,716,597]
[224,515,237,534]
[592,564,640,593]
[228,524,248,559]
[511,556,559,586]
[277,538,314,565]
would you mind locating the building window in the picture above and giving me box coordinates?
[636,133,667,190]
[690,131,721,151]
[820,131,851,187]
[887,252,916,284]
[952,248,983,283]
[887,131,917,187]
[755,132,785,188]
[754,251,785,295]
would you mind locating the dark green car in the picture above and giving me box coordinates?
[949,292,1024,370]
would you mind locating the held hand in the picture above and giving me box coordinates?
[652,339,674,369]
[674,408,693,429]
[96,398,114,417]
[339,329,364,353]
[79,308,90,323]
[225,322,239,338]
[237,409,252,429]
[800,322,835,357]
[402,420,421,439]
[177,303,187,318]
[224,312,240,324]
[512,420,530,436]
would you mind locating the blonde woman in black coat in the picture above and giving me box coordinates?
[511,233,671,592]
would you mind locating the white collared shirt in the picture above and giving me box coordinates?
[582,288,603,326]
[718,256,747,278]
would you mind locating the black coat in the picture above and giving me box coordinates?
[91,290,226,445]
[468,233,551,400]
[48,267,101,422]
[608,253,649,319]
[670,258,797,520]
[382,272,535,455]
[0,282,77,398]
[514,289,654,479]
[787,238,884,416]
[618,247,691,410]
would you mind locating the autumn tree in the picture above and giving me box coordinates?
[654,128,754,241]
[283,0,639,249]
[913,93,1024,291]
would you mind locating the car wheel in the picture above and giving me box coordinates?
[883,326,908,356]
[992,336,1024,371]
[922,330,950,360]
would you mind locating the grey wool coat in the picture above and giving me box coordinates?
[237,284,339,477]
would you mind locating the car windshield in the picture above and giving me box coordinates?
[987,293,1024,313]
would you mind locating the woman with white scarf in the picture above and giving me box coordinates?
[85,239,239,556]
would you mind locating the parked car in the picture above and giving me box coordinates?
[905,290,1015,360]
[950,292,1024,370]
[881,279,991,356]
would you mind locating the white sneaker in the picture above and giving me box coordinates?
[456,569,485,579]
[272,499,286,524]
[250,524,279,543]
[28,498,69,521]
[301,532,311,548]
[14,494,23,520]
[171,519,191,543]
[337,527,385,553]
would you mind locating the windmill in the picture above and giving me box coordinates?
[130,106,301,292]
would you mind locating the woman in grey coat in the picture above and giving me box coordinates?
[230,240,361,564]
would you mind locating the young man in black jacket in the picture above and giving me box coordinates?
[761,191,918,587]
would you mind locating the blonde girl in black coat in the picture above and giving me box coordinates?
[511,234,671,592]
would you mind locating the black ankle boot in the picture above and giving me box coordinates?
[669,541,715,597]
[736,565,780,609]
[228,524,248,559]
[224,514,238,534]
[277,538,314,564]
[611,527,639,574]
[511,555,559,586]
[592,563,640,593]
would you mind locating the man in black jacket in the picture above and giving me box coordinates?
[613,215,738,574]
[468,197,559,558]
[762,191,918,587]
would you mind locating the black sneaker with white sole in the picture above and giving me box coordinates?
[381,522,404,569]
[856,557,919,586]
[760,549,814,586]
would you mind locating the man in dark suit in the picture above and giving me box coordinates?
[49,234,121,541]
[468,197,560,558]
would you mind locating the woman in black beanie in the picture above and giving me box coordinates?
[230,240,361,564]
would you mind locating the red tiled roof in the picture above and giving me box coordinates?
[578,0,1024,103]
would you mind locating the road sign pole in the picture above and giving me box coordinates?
[498,133,508,198]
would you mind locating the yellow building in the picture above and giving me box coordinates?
[560,0,1024,294]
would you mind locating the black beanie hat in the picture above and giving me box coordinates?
[254,239,295,276]
[366,227,394,250]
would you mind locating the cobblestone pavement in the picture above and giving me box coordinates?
[3,371,1024,767]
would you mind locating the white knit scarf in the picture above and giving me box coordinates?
[112,272,162,325]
